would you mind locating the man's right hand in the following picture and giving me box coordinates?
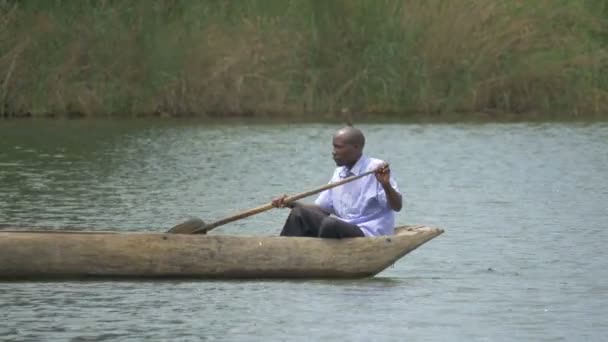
[271,194,289,208]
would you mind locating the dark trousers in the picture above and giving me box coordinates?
[279,206,364,238]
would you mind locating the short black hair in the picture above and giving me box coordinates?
[335,126,365,147]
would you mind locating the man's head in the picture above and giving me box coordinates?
[332,126,365,167]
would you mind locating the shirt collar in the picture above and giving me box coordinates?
[339,155,368,178]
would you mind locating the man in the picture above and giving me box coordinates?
[272,126,402,238]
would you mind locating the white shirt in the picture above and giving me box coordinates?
[315,155,401,236]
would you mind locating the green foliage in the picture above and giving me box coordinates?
[1,0,606,119]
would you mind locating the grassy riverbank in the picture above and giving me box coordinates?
[1,0,607,119]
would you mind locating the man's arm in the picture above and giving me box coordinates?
[291,201,332,215]
[271,197,332,215]
[375,164,402,212]
[382,182,402,212]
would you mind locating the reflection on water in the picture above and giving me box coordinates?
[1,119,607,341]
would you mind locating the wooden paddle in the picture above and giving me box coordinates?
[168,167,380,235]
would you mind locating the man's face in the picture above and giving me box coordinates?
[332,134,360,166]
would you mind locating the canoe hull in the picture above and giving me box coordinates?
[0,225,443,280]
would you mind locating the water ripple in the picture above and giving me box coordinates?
[1,121,607,341]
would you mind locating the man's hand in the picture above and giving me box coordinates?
[374,162,402,212]
[375,163,391,186]
[271,194,289,208]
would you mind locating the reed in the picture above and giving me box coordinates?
[1,0,606,119]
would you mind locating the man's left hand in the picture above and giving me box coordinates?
[375,163,391,186]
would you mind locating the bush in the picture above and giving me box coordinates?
[1,0,606,119]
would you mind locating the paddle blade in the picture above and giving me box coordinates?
[168,218,206,234]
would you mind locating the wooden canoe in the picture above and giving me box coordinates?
[0,224,443,280]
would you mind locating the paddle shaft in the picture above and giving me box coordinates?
[192,169,378,234]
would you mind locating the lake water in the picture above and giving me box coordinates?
[1,119,607,341]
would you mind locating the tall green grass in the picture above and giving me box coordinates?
[1,0,606,119]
